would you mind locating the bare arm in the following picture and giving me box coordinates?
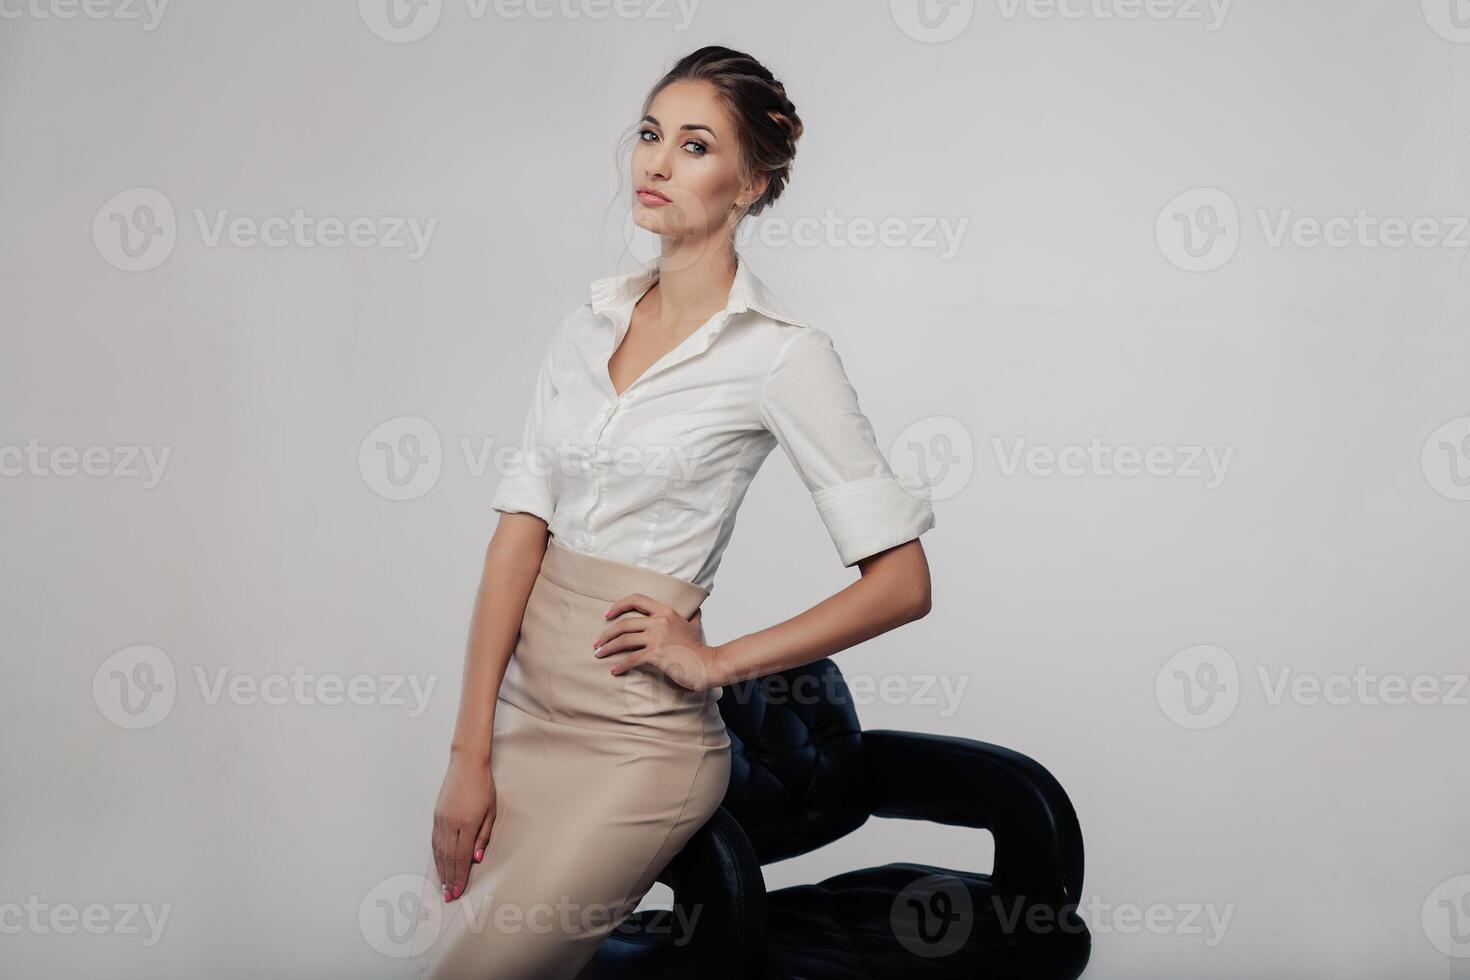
[711,537,932,687]
[447,512,549,761]
[431,511,547,904]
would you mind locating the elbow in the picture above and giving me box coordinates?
[885,542,933,622]
[856,539,932,621]
[909,587,932,622]
[903,578,932,622]
[907,548,933,621]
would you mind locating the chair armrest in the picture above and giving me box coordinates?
[600,807,769,980]
[862,729,1084,903]
[670,807,769,979]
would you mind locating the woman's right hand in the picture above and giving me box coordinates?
[431,753,497,903]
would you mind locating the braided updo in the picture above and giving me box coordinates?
[641,45,803,219]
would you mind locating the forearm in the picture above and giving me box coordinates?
[712,542,931,687]
[448,515,547,763]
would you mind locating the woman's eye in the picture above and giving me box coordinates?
[636,128,705,155]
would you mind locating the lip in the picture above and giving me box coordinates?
[636,186,672,206]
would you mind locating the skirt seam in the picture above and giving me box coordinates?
[609,748,709,921]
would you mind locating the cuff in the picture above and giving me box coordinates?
[812,472,935,567]
[489,450,554,524]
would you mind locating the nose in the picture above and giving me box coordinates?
[644,141,673,183]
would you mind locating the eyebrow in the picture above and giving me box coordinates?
[642,114,718,140]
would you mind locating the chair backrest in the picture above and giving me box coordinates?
[716,658,870,864]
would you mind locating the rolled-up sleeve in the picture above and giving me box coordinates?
[758,327,935,567]
[489,317,564,524]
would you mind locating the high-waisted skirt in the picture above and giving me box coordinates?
[407,536,732,980]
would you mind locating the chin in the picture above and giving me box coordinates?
[632,210,684,237]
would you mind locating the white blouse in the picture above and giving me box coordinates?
[489,253,935,594]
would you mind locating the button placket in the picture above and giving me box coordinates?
[585,393,624,528]
[581,313,721,552]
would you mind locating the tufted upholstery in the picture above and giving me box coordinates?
[595,659,1091,979]
[720,657,871,864]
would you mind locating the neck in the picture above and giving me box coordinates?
[643,241,738,333]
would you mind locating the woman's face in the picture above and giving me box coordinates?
[631,79,766,246]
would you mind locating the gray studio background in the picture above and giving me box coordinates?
[2,1,1468,977]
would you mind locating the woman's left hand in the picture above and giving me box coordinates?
[594,593,722,693]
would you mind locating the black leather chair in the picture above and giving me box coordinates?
[594,658,1090,979]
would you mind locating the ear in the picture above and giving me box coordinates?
[745,171,771,207]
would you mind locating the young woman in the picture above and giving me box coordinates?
[411,45,936,980]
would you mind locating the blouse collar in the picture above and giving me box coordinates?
[588,251,809,337]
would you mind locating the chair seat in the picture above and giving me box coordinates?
[761,863,1090,980]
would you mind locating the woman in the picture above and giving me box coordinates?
[410,45,936,980]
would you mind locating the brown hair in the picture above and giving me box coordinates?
[636,45,804,220]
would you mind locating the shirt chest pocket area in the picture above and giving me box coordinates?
[606,403,752,516]
[632,405,758,520]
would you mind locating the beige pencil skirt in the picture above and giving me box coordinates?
[407,536,732,980]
